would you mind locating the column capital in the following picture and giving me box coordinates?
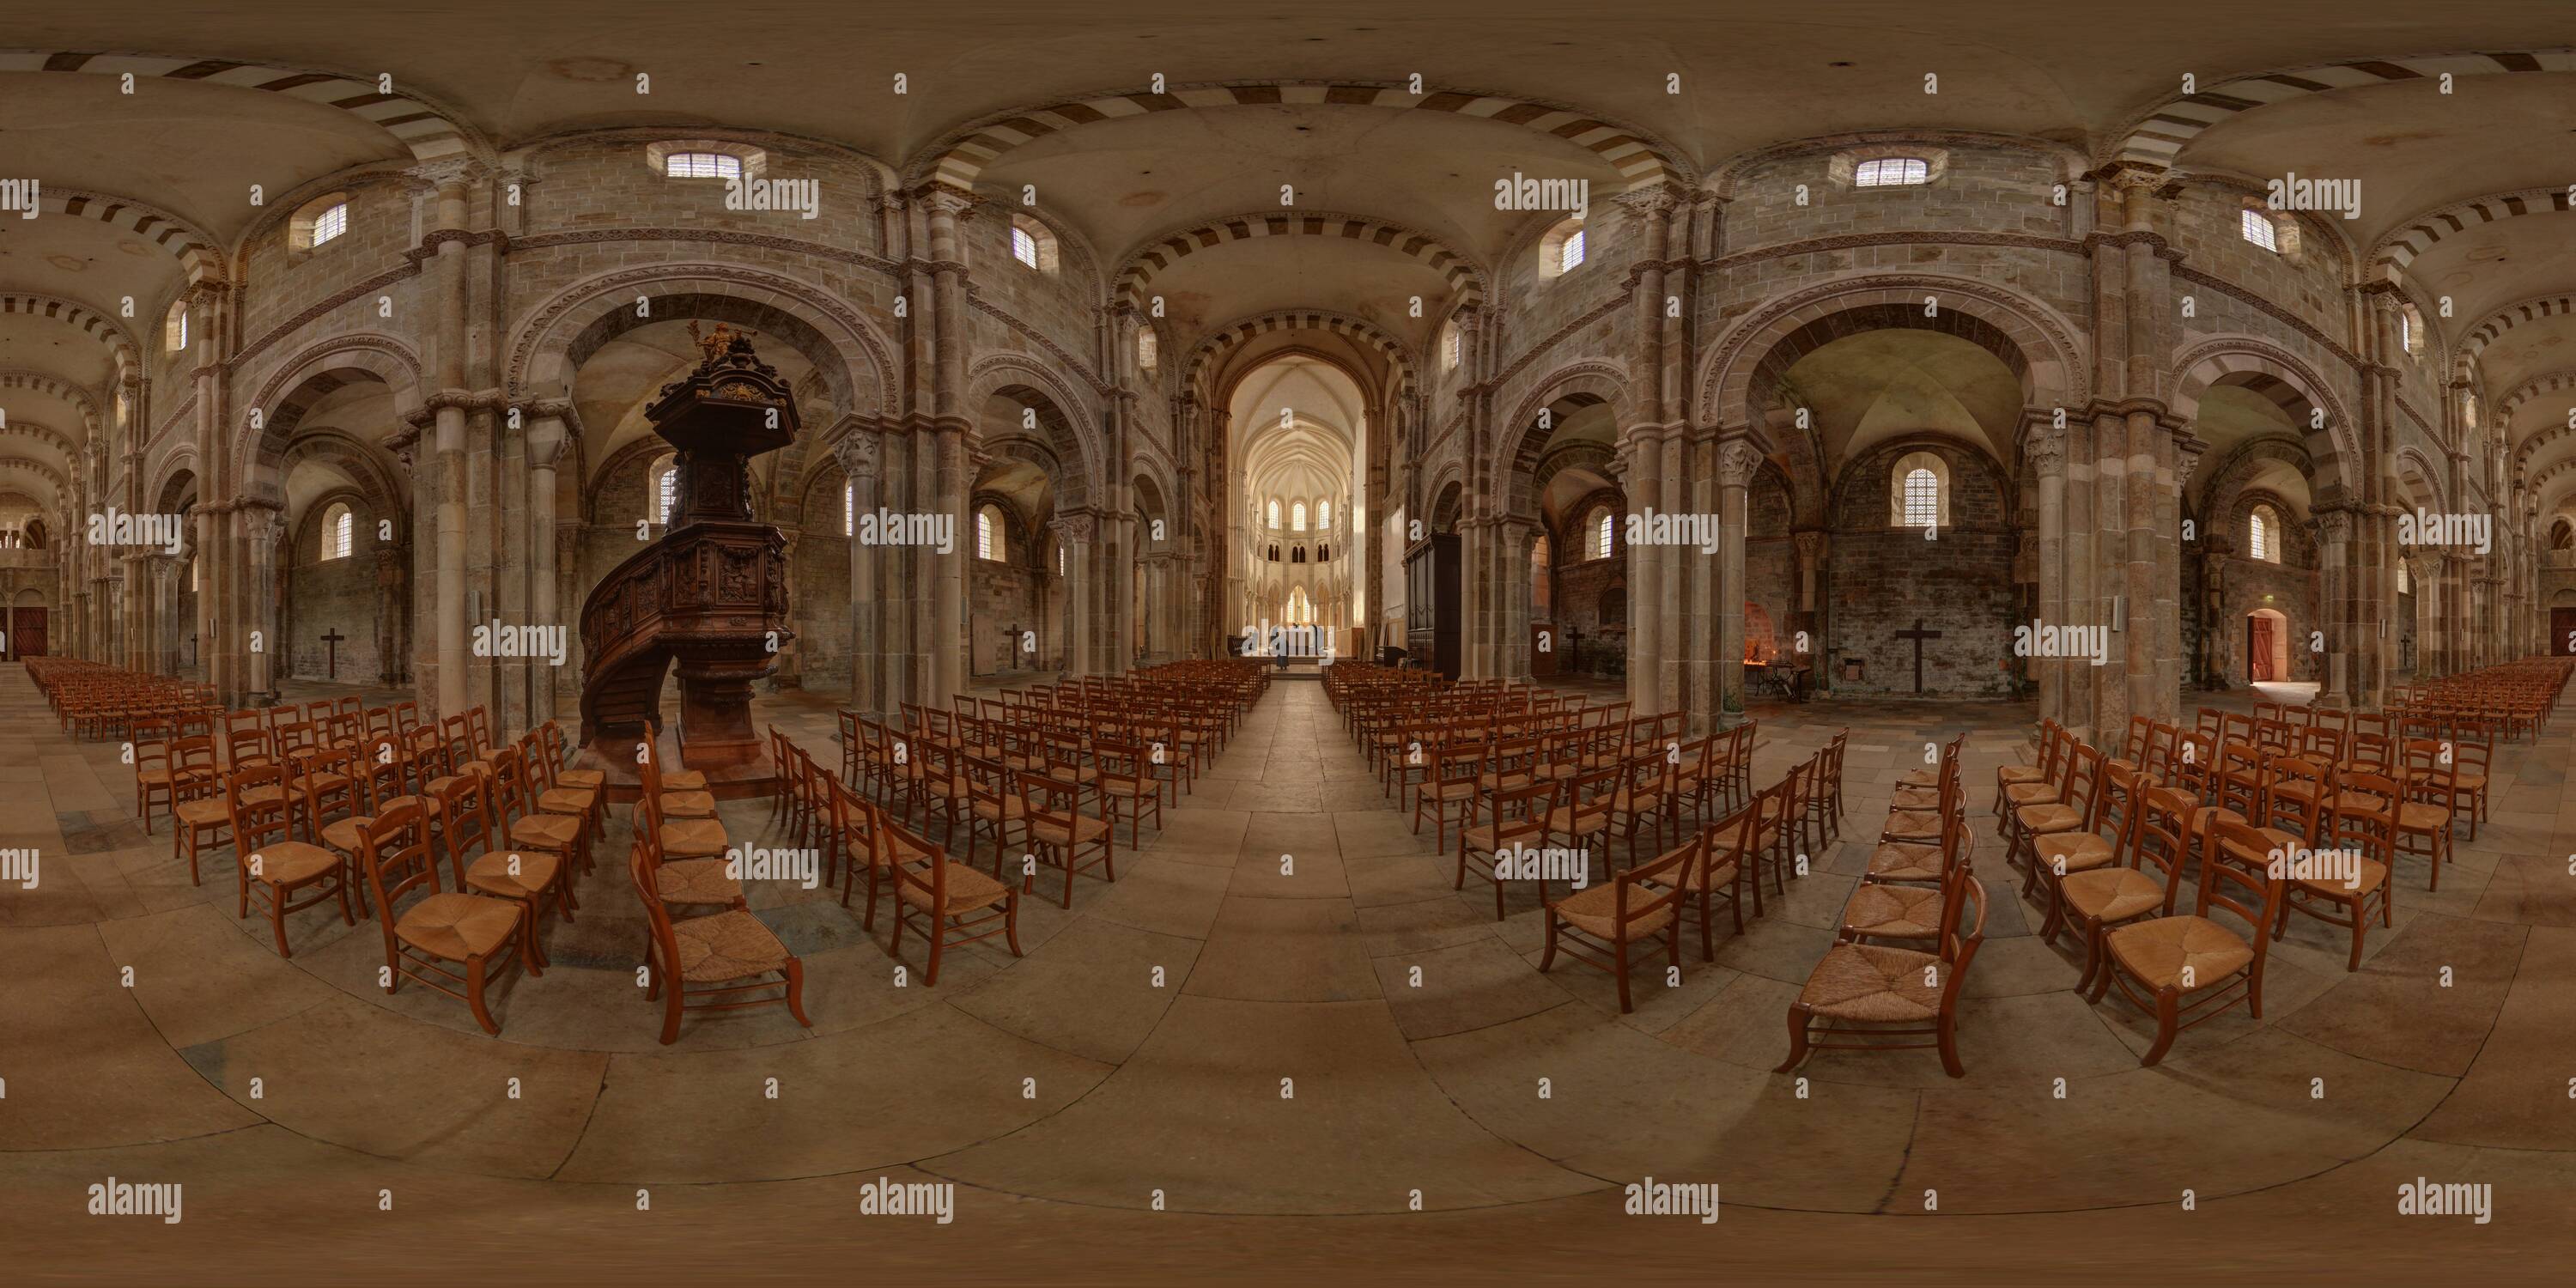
[1716,438,1765,488]
[835,428,883,480]
[2026,429,2068,480]
[911,183,986,221]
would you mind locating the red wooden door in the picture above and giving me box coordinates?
[2551,608,2576,657]
[2247,614,2276,681]
[8,607,46,659]
[1532,622,1559,677]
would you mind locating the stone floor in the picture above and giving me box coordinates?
[5,663,2573,1281]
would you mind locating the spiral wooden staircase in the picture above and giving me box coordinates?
[575,323,797,797]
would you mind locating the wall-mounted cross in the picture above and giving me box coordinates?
[320,627,347,679]
[1894,618,1942,694]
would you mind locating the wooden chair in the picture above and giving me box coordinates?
[1779,873,1987,1078]
[356,800,534,1035]
[134,725,179,834]
[2007,742,2102,895]
[2059,786,2194,993]
[833,780,933,929]
[227,764,355,957]
[2345,765,2451,891]
[2259,751,2330,844]
[885,827,1023,986]
[634,794,743,911]
[171,736,233,885]
[1843,809,1968,949]
[1680,802,1757,958]
[434,768,572,970]
[1608,750,1682,868]
[1536,832,1691,1013]
[1995,722,2068,829]
[2087,813,2284,1066]
[959,755,1024,878]
[1802,730,1848,848]
[1018,772,1115,908]
[525,730,603,872]
[2292,781,2396,972]
[638,737,718,820]
[2029,754,2125,944]
[1455,779,1560,921]
[1413,742,1482,852]
[1091,738,1164,845]
[629,840,810,1044]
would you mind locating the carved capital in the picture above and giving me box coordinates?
[2026,431,2067,480]
[1716,440,1764,488]
[404,157,489,193]
[1052,513,1097,545]
[2175,448,2202,489]
[1613,183,1686,219]
[2315,507,2354,543]
[1793,529,1826,563]
[834,429,882,481]
[914,184,985,221]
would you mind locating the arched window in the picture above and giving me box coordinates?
[1541,216,1587,276]
[1267,499,1281,529]
[844,483,855,537]
[1853,156,1930,187]
[1008,215,1057,271]
[191,559,199,592]
[2463,391,2480,431]
[651,454,677,525]
[293,193,351,252]
[1593,507,1615,561]
[2398,303,2425,356]
[1137,328,1157,369]
[1291,501,1308,532]
[1286,586,1312,625]
[664,151,740,179]
[2249,504,2280,563]
[166,300,188,352]
[2397,562,2410,594]
[1057,543,1066,578]
[2240,208,2281,252]
[977,504,1005,562]
[1316,500,1331,530]
[320,503,354,561]
[1441,321,1461,371]
[1887,451,1951,528]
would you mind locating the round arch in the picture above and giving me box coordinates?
[1698,274,2084,430]
[2170,337,2358,505]
[508,264,896,416]
[235,334,424,492]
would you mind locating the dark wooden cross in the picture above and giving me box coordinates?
[1894,618,1942,694]
[319,627,347,679]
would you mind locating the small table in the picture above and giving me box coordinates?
[1750,660,1811,703]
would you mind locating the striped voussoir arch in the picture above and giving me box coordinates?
[2461,294,2576,367]
[920,81,1681,192]
[0,419,83,463]
[1184,309,1417,402]
[0,50,473,161]
[0,371,103,424]
[0,293,137,357]
[2501,372,2576,472]
[2114,49,2576,168]
[1122,212,1484,309]
[34,188,224,282]
[2375,188,2575,274]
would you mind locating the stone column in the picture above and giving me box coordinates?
[1716,439,1760,719]
[374,544,406,687]
[526,416,569,725]
[839,429,884,714]
[2314,506,2354,702]
[245,503,286,704]
[1055,513,1095,675]
[920,186,980,702]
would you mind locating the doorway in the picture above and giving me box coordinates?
[2245,609,2287,682]
[2552,607,2576,657]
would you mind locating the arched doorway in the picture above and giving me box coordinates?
[7,586,48,660]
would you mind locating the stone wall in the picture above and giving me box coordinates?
[285,509,380,683]
[1824,439,2016,697]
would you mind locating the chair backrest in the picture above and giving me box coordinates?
[2132,786,2199,915]
[1594,836,1692,939]
[889,830,956,908]
[1487,779,1559,845]
[1934,872,1988,974]
[227,764,294,854]
[264,704,299,731]
[2059,743,2107,828]
[358,799,436,916]
[392,700,421,732]
[432,769,497,887]
[626,838,683,967]
[226,725,274,769]
[2199,816,2288,951]
[356,735,407,810]
[2123,715,2154,762]
[483,743,532,823]
[465,707,494,754]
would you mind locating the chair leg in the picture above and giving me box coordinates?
[784,958,812,1028]
[468,956,501,1036]
[1937,1012,1965,1078]
[1773,1005,1813,1073]
[2140,988,2180,1066]
[1613,938,1634,1014]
